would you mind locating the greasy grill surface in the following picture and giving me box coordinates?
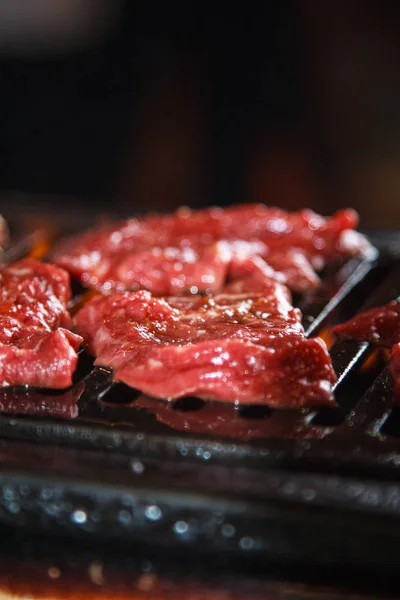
[2,225,400,576]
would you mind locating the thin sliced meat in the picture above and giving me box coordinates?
[115,337,335,408]
[167,205,372,266]
[334,299,400,400]
[52,204,374,294]
[334,300,400,346]
[225,247,319,293]
[74,287,337,408]
[260,250,320,292]
[0,258,82,389]
[219,205,374,269]
[112,242,232,295]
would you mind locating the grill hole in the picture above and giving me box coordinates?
[239,405,272,420]
[172,397,206,412]
[100,383,141,406]
[311,406,345,427]
[70,279,86,297]
[72,349,95,384]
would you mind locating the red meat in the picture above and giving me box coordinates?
[0,258,82,389]
[109,242,232,295]
[219,205,373,269]
[334,300,400,346]
[53,205,374,295]
[334,299,400,399]
[204,245,319,294]
[74,285,337,408]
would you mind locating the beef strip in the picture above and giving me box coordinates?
[334,299,400,397]
[74,280,337,408]
[53,204,374,295]
[0,258,82,389]
[334,300,400,346]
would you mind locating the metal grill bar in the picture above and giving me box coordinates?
[331,341,370,388]
[343,367,393,435]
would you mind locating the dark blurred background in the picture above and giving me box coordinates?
[1,0,400,227]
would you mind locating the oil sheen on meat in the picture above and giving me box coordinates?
[74,277,337,408]
[53,204,374,295]
[0,258,82,389]
[334,300,400,398]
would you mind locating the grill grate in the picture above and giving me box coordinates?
[0,232,399,449]
[0,239,392,451]
[3,225,400,574]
